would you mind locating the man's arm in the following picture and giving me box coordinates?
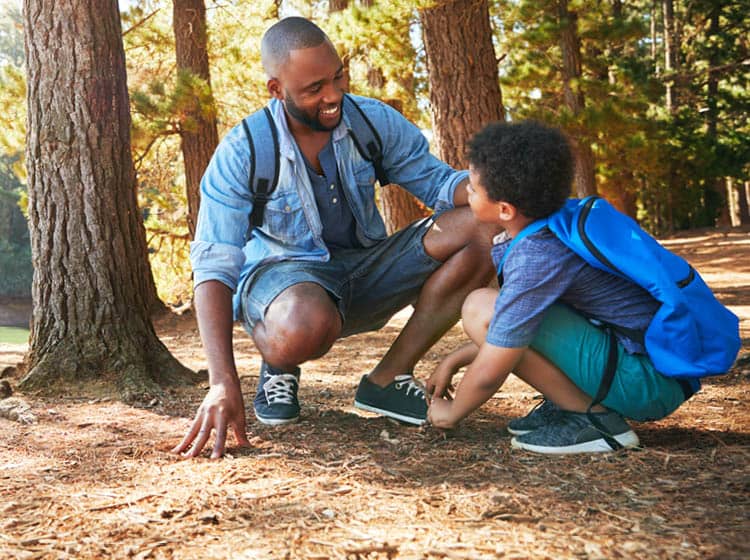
[171,280,250,458]
[452,177,469,207]
[428,344,525,429]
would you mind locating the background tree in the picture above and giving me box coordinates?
[419,0,504,169]
[21,0,193,399]
[557,0,596,197]
[324,0,429,232]
[172,0,219,239]
[0,3,31,298]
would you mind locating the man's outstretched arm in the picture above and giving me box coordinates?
[172,280,250,459]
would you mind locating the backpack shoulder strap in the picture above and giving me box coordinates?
[343,94,390,186]
[241,106,280,229]
[497,218,548,273]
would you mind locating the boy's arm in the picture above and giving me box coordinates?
[425,342,478,400]
[428,344,525,429]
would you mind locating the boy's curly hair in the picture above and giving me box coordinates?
[467,121,574,219]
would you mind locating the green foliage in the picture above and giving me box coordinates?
[122,0,280,304]
[491,0,748,234]
[325,0,424,123]
[0,5,30,298]
[7,0,748,305]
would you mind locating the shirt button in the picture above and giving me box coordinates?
[284,205,291,212]
[329,184,335,190]
[332,197,338,204]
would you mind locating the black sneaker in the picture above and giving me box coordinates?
[511,409,639,454]
[353,374,427,425]
[506,399,560,436]
[253,362,300,426]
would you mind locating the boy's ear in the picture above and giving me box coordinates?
[497,201,517,221]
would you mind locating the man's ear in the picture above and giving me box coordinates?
[267,78,283,100]
[498,201,517,221]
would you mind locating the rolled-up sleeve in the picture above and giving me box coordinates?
[190,241,245,291]
[191,126,253,290]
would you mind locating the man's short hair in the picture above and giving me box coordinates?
[261,17,330,78]
[468,121,574,219]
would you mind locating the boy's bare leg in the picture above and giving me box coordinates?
[457,285,602,412]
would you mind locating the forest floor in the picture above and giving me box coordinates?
[1,230,749,559]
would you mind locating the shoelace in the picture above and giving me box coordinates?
[394,374,425,399]
[263,373,298,404]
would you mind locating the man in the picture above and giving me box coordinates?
[173,17,495,458]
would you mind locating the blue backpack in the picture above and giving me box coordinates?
[240,94,390,232]
[500,196,740,448]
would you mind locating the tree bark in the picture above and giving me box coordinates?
[419,0,504,169]
[173,0,219,239]
[379,99,429,234]
[22,0,195,400]
[557,0,596,198]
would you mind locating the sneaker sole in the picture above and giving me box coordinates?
[353,400,425,426]
[510,430,640,454]
[254,413,300,426]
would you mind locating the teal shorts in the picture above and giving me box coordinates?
[529,304,690,422]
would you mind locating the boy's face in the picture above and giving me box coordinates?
[467,167,503,224]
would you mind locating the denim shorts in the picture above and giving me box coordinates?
[529,304,690,422]
[240,216,441,338]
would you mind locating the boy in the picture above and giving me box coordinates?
[425,121,694,454]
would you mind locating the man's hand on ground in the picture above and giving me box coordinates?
[171,380,250,459]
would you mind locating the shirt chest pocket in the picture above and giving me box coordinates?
[258,190,309,246]
[353,161,377,197]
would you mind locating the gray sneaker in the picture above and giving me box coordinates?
[354,374,427,425]
[511,409,639,454]
[507,399,560,435]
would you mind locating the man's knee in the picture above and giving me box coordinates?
[254,283,342,366]
[424,207,498,265]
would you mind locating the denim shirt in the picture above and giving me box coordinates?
[191,94,467,318]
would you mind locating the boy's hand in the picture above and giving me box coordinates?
[425,360,458,402]
[427,397,457,430]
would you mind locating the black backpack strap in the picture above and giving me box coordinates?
[241,107,280,232]
[586,328,624,451]
[343,94,390,187]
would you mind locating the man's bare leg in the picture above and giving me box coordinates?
[368,207,497,385]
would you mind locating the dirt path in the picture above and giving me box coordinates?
[1,232,748,559]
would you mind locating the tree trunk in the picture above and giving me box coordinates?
[419,0,504,169]
[557,0,596,198]
[379,99,429,233]
[329,0,348,11]
[662,0,678,113]
[650,1,659,74]
[22,0,195,401]
[173,0,219,239]
[704,4,730,227]
[737,180,750,225]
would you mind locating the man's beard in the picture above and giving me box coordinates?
[284,91,342,132]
